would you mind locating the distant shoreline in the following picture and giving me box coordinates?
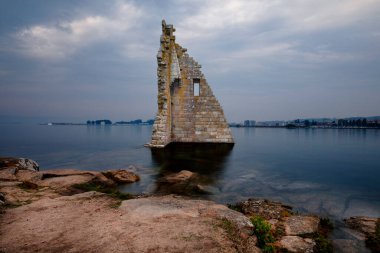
[230,125,380,129]
[36,123,380,129]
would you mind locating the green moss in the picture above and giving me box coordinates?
[262,245,276,253]
[313,232,333,253]
[320,217,334,232]
[250,216,275,252]
[72,182,133,200]
[309,217,334,253]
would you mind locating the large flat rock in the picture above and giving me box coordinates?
[0,194,252,253]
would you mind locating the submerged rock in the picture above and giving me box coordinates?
[161,170,195,183]
[333,239,370,253]
[195,184,220,195]
[156,170,206,195]
[102,169,140,184]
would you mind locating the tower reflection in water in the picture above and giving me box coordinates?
[150,143,233,196]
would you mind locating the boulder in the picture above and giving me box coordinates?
[0,157,39,171]
[0,157,40,181]
[102,169,140,184]
[38,169,115,196]
[279,236,315,253]
[284,215,319,236]
[40,169,114,186]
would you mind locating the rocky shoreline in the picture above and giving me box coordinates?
[0,157,379,253]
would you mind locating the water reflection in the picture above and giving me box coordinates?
[2,124,379,218]
[150,143,233,195]
[86,125,111,136]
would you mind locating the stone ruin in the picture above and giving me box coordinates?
[148,20,234,148]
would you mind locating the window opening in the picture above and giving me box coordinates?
[193,79,200,96]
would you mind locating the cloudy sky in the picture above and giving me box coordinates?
[0,0,379,123]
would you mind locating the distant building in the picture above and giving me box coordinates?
[244,120,256,127]
[87,120,112,125]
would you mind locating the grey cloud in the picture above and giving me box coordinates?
[0,0,379,123]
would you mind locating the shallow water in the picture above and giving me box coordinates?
[1,124,379,219]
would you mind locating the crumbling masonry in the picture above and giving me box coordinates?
[149,20,234,148]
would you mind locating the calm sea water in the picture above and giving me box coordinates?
[1,124,379,219]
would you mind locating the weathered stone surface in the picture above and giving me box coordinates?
[0,168,16,181]
[102,169,140,184]
[0,157,39,171]
[0,158,140,205]
[345,216,380,252]
[284,215,320,236]
[236,198,293,220]
[345,216,378,236]
[0,194,251,253]
[245,236,261,253]
[0,168,114,205]
[149,20,234,147]
[39,169,115,190]
[121,195,252,231]
[0,157,40,182]
[0,192,4,206]
[279,236,315,253]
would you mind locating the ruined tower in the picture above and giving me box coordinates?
[149,20,234,148]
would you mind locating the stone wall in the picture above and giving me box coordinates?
[150,20,234,148]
